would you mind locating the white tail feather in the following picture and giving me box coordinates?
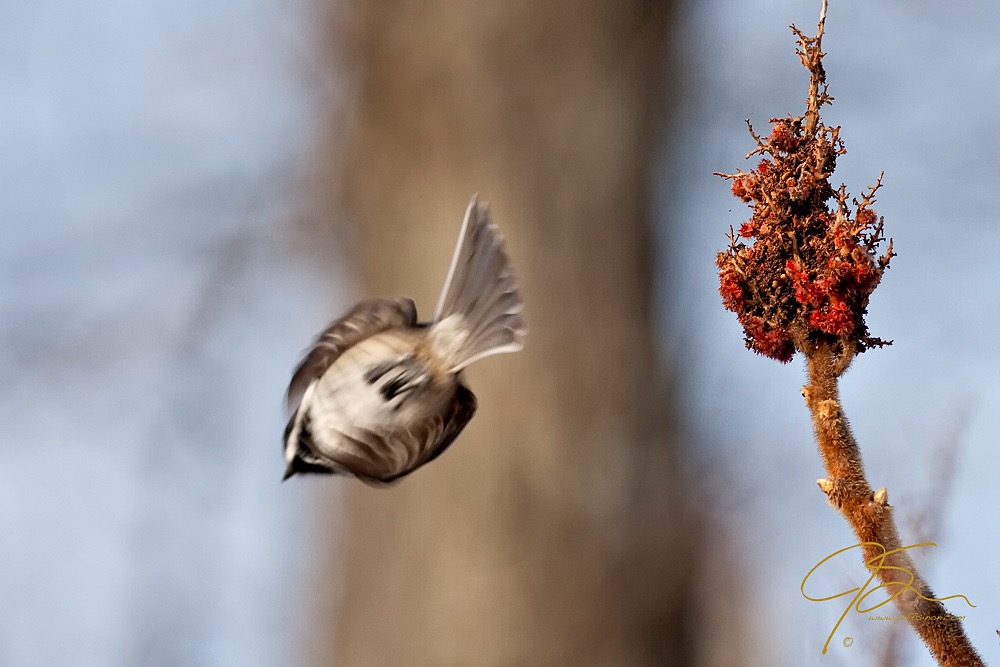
[429,196,526,372]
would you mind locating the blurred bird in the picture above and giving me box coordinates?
[283,196,526,484]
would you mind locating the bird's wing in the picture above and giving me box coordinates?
[331,383,478,485]
[286,297,417,416]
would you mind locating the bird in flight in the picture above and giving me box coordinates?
[283,196,526,484]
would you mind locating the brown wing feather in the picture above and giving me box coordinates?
[340,383,478,485]
[285,297,417,416]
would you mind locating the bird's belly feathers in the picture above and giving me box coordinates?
[307,330,454,443]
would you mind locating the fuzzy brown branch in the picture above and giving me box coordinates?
[716,0,982,665]
[803,341,981,666]
[716,0,982,661]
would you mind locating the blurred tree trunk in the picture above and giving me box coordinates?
[313,1,694,664]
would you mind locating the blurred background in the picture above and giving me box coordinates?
[3,0,998,665]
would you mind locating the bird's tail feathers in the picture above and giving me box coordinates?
[429,196,525,372]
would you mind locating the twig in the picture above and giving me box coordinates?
[715,0,983,663]
[804,341,981,665]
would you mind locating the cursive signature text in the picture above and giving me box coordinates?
[800,542,975,654]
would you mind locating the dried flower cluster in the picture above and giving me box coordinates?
[715,25,894,366]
